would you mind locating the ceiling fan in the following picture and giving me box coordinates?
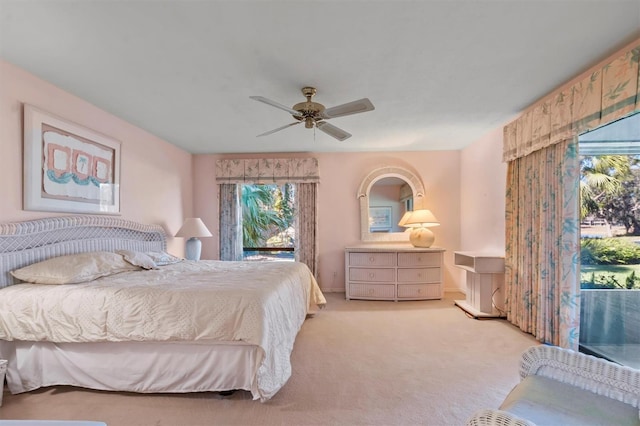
[250,87,375,141]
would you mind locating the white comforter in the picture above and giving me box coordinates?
[0,260,326,399]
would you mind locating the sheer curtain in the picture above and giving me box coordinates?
[505,139,581,349]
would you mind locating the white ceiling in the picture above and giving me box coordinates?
[1,1,639,154]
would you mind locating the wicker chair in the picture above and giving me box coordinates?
[466,345,640,426]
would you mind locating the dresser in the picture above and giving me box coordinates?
[345,245,445,301]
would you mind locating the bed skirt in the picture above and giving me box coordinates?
[0,340,263,399]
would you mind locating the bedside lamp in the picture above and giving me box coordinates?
[398,211,412,228]
[403,209,440,248]
[175,218,212,261]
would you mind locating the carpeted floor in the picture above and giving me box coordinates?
[0,292,539,426]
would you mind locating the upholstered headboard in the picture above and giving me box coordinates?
[0,216,167,288]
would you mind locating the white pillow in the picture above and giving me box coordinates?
[11,251,141,284]
[145,251,183,266]
[116,250,158,270]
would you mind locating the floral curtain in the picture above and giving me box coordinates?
[216,158,320,272]
[505,139,581,349]
[218,183,243,261]
[295,182,318,277]
[503,43,639,162]
[215,158,319,184]
[502,41,638,350]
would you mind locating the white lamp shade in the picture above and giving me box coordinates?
[404,209,440,228]
[398,211,412,227]
[175,218,213,238]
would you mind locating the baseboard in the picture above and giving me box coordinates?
[324,288,465,297]
[321,288,346,294]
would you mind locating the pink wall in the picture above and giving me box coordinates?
[456,127,507,300]
[1,59,490,293]
[459,127,507,253]
[193,151,462,292]
[0,60,194,255]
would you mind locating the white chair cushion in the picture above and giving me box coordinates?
[500,375,640,426]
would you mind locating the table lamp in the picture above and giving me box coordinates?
[175,218,212,261]
[403,209,440,247]
[398,211,412,229]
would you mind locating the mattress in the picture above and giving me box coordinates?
[0,260,326,400]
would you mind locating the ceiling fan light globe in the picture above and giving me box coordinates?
[305,117,314,128]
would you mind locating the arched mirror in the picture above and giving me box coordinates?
[357,166,425,242]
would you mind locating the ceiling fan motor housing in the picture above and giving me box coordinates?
[293,87,325,127]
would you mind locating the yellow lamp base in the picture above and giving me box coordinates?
[409,227,435,248]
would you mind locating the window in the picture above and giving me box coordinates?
[578,112,640,369]
[241,183,295,261]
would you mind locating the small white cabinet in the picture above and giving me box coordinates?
[345,245,445,301]
[453,251,505,318]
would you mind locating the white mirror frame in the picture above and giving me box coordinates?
[357,166,425,242]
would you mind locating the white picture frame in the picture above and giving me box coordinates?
[23,104,121,215]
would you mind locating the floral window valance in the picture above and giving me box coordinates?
[503,42,640,162]
[215,158,319,184]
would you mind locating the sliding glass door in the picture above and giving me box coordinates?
[578,112,640,369]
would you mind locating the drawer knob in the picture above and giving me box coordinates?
[368,289,374,294]
[369,272,375,279]
[417,273,422,278]
[369,256,375,263]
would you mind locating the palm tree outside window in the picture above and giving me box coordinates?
[241,183,295,261]
[578,112,640,370]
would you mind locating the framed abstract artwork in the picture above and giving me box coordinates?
[23,105,121,214]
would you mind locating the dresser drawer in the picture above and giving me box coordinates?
[397,268,440,283]
[397,283,441,299]
[349,252,396,267]
[345,246,444,301]
[397,252,441,267]
[349,283,396,299]
[349,268,395,282]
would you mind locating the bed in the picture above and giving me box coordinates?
[0,215,325,402]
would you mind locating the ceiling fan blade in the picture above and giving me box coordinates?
[250,96,302,117]
[257,121,302,137]
[322,98,375,119]
[316,121,352,141]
